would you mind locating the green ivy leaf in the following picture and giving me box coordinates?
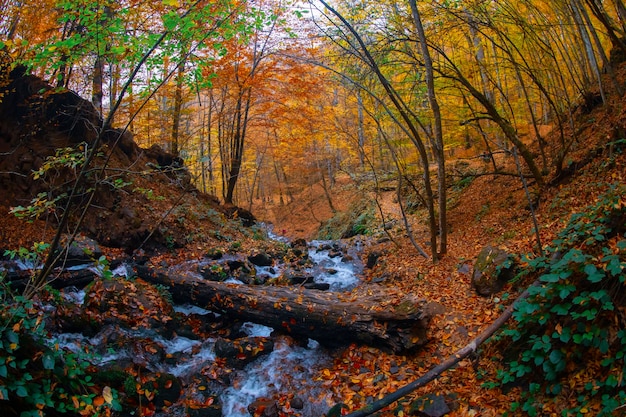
[557,326,571,343]
[584,264,604,283]
[42,352,55,370]
[15,385,28,397]
[558,285,576,299]
[550,303,571,315]
[549,349,564,364]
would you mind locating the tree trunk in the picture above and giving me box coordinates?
[92,55,104,115]
[570,0,607,105]
[170,60,186,157]
[442,56,546,187]
[135,266,432,353]
[224,87,252,204]
[357,90,366,168]
[409,1,447,257]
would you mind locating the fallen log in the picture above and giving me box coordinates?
[136,265,432,353]
[4,259,127,293]
[5,267,98,293]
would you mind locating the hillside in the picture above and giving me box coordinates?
[0,64,257,258]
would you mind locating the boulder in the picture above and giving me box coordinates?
[57,234,102,267]
[214,337,274,369]
[248,251,273,267]
[82,277,175,330]
[366,251,382,269]
[247,399,279,417]
[472,246,516,296]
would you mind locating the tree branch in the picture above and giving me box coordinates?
[341,280,539,417]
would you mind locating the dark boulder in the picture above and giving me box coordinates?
[214,337,274,369]
[471,245,516,296]
[248,251,274,267]
[247,399,279,417]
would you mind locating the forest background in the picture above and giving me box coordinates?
[3,0,613,253]
[1,0,626,416]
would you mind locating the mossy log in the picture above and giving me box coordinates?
[136,265,431,353]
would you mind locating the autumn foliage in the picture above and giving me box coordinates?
[1,0,626,416]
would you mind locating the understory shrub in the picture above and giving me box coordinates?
[317,200,376,240]
[0,279,121,416]
[488,183,626,416]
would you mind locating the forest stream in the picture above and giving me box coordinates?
[31,234,366,417]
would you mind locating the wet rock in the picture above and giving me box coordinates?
[188,405,222,417]
[409,393,451,417]
[472,245,516,296]
[227,259,253,274]
[317,242,333,251]
[57,234,102,266]
[328,249,342,258]
[150,373,182,408]
[199,262,228,282]
[303,282,330,291]
[290,397,304,410]
[199,257,256,283]
[341,254,354,262]
[253,274,268,285]
[284,270,314,285]
[248,398,279,417]
[290,238,308,256]
[214,337,274,369]
[248,251,273,267]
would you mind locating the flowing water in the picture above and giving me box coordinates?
[49,237,363,416]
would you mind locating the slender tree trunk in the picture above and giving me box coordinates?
[613,0,626,33]
[317,158,336,213]
[199,109,207,193]
[584,0,626,60]
[357,90,366,168]
[409,0,447,256]
[92,55,104,115]
[512,65,549,172]
[5,0,23,40]
[570,0,607,104]
[248,147,265,211]
[170,60,186,157]
[225,87,252,204]
[579,0,624,96]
